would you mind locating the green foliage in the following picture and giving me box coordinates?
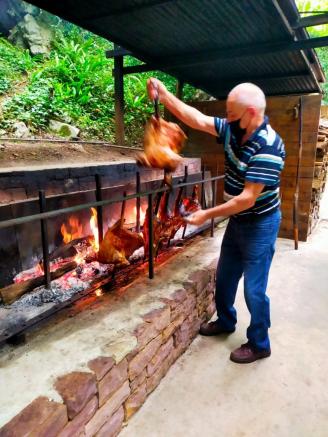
[295,1,328,103]
[1,3,327,140]
[0,25,196,142]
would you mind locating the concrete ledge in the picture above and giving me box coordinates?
[0,228,224,436]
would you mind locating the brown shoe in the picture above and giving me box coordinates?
[199,321,235,336]
[230,342,271,364]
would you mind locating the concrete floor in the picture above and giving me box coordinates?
[121,194,328,437]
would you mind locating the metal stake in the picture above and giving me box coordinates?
[136,171,141,233]
[211,180,217,237]
[95,175,104,244]
[148,193,154,279]
[39,190,51,288]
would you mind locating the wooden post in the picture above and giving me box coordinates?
[113,44,125,146]
[176,80,184,100]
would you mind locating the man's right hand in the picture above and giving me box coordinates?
[147,78,167,102]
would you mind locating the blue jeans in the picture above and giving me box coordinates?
[215,209,281,351]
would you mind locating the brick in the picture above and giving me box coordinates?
[85,381,130,437]
[188,269,211,294]
[58,396,98,437]
[206,301,217,319]
[173,319,192,350]
[129,335,162,380]
[147,337,174,377]
[162,314,185,342]
[0,190,12,204]
[161,288,188,311]
[146,359,166,395]
[88,356,116,381]
[142,306,170,331]
[55,372,97,419]
[0,396,67,437]
[95,406,124,437]
[134,321,159,349]
[9,188,27,202]
[124,382,147,420]
[98,359,128,407]
[130,368,147,393]
[171,294,196,321]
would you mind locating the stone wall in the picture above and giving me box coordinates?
[0,264,216,436]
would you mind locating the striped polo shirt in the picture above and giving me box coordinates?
[214,116,285,217]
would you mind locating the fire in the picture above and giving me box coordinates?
[90,207,99,252]
[61,216,83,244]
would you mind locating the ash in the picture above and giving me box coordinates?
[3,262,111,310]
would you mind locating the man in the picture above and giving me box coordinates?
[147,79,285,364]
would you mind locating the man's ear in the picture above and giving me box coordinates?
[247,107,257,117]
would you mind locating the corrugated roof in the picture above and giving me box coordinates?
[25,0,325,98]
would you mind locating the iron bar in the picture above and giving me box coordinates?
[95,175,104,244]
[0,175,225,230]
[148,193,154,279]
[121,191,127,224]
[211,180,217,238]
[201,166,206,209]
[39,190,51,288]
[136,171,141,233]
[122,36,328,73]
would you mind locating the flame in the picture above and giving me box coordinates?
[90,207,99,252]
[61,216,83,244]
[95,288,103,297]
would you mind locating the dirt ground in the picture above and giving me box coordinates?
[0,139,140,169]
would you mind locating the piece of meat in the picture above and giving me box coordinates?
[143,189,184,255]
[98,220,144,265]
[179,185,201,216]
[136,116,187,171]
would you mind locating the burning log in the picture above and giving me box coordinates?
[98,220,144,266]
[136,116,187,172]
[0,261,77,305]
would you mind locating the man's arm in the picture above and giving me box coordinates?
[185,182,265,226]
[147,78,217,136]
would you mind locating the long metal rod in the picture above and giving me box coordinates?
[293,96,303,250]
[211,180,217,238]
[39,190,51,288]
[181,165,189,239]
[148,193,154,279]
[136,171,141,233]
[201,166,206,209]
[95,175,104,244]
[0,175,225,230]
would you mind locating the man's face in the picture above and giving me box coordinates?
[226,98,243,122]
[226,98,251,129]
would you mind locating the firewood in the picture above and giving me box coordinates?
[0,261,77,305]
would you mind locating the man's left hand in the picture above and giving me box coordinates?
[184,209,209,226]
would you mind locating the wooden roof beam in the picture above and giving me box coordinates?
[122,36,328,74]
[292,12,328,29]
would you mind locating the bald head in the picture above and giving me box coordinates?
[228,83,266,115]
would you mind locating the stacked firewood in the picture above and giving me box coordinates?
[309,121,328,234]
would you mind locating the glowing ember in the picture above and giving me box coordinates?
[90,207,99,252]
[61,216,83,244]
[95,288,103,297]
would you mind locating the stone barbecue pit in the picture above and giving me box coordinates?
[0,157,224,436]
